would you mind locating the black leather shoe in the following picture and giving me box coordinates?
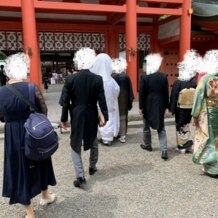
[161,151,168,160]
[140,144,152,151]
[73,177,86,188]
[89,167,97,175]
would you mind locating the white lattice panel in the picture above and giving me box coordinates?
[0,31,106,52]
[92,33,100,50]
[0,32,6,50]
[119,34,125,50]
[119,33,151,51]
[74,33,83,50]
[100,34,105,51]
[17,32,23,50]
[6,32,17,50]
[44,32,54,51]
[54,33,64,51]
[39,32,45,50]
[83,33,92,48]
[64,33,73,50]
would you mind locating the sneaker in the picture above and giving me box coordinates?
[40,193,56,206]
[73,177,86,188]
[119,136,126,143]
[89,167,97,175]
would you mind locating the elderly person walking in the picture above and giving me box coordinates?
[139,53,169,160]
[111,57,134,143]
[91,53,120,145]
[60,48,108,187]
[0,53,56,218]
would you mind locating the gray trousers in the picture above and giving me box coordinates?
[71,138,98,178]
[143,118,167,152]
[119,114,128,136]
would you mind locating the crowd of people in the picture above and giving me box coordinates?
[0,48,218,217]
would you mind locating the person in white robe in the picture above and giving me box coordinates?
[91,53,120,145]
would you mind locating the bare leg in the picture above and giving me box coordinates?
[25,203,35,218]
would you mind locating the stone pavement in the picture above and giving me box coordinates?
[0,84,218,218]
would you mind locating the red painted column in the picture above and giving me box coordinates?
[21,0,41,87]
[179,0,192,60]
[125,0,137,98]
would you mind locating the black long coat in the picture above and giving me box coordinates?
[112,72,134,115]
[139,72,169,130]
[61,69,108,152]
[170,78,196,130]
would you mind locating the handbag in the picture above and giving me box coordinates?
[6,83,59,161]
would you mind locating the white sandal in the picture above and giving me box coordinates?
[39,193,56,206]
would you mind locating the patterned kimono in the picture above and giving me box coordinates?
[192,73,218,175]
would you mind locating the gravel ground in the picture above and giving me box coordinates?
[0,84,217,218]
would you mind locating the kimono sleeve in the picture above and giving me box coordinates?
[191,78,206,118]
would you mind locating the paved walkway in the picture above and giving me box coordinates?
[0,84,217,218]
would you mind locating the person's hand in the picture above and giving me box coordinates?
[98,114,106,127]
[139,109,143,116]
[99,120,106,127]
[60,122,68,130]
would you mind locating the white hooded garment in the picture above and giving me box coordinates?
[91,53,120,141]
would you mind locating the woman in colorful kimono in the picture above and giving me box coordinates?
[91,53,120,145]
[192,49,218,177]
[170,50,198,153]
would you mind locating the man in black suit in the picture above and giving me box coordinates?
[60,48,108,187]
[139,53,169,160]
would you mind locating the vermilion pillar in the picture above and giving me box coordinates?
[125,0,137,98]
[21,0,41,87]
[179,0,192,60]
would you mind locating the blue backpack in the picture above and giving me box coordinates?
[7,83,59,161]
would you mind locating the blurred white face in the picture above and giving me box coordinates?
[145,54,162,75]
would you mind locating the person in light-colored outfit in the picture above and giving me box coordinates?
[91,53,120,145]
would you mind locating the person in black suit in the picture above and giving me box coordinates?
[111,57,134,143]
[139,53,169,160]
[60,48,108,187]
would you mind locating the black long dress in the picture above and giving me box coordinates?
[0,82,56,205]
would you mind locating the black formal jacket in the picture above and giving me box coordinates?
[61,69,108,152]
[139,72,169,130]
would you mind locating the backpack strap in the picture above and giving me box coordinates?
[28,83,36,106]
[6,83,39,112]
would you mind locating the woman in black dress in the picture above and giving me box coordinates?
[0,53,56,218]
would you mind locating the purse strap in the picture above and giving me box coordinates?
[6,83,39,113]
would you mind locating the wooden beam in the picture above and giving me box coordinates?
[0,0,21,9]
[34,0,126,13]
[137,6,182,15]
[138,0,183,4]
